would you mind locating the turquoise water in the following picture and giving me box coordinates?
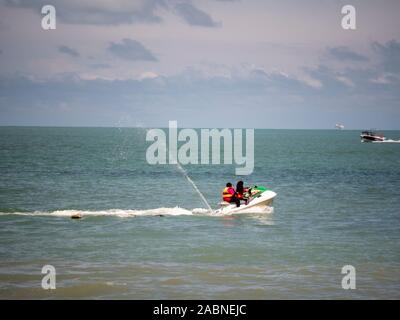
[0,127,400,299]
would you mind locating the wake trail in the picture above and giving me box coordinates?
[0,206,274,218]
[0,208,195,218]
[372,139,400,143]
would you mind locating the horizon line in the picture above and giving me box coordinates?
[0,125,399,131]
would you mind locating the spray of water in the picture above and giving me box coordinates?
[143,127,213,212]
[176,162,213,212]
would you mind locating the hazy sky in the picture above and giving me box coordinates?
[0,0,399,128]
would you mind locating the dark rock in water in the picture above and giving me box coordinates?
[157,214,164,217]
[71,214,82,219]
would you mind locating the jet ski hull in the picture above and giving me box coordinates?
[214,190,277,215]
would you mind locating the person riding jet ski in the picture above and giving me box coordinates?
[222,182,240,207]
[236,180,249,205]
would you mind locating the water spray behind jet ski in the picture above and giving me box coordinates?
[176,162,213,212]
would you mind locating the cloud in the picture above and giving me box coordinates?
[2,0,167,25]
[372,40,400,73]
[2,63,399,128]
[90,63,112,69]
[174,2,220,27]
[140,71,159,79]
[107,39,157,62]
[327,46,369,62]
[2,0,221,27]
[58,45,80,57]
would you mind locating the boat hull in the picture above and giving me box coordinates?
[360,132,386,142]
[361,136,385,142]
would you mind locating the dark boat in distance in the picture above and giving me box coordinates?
[360,130,387,142]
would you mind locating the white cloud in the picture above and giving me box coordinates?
[140,71,159,79]
[336,76,354,87]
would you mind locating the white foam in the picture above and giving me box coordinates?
[219,206,274,216]
[193,207,218,213]
[0,206,274,218]
[0,207,194,218]
[372,139,400,143]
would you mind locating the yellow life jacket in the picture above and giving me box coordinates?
[222,187,233,198]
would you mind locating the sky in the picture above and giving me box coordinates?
[0,0,399,129]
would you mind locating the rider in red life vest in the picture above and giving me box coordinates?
[236,180,249,205]
[222,182,240,207]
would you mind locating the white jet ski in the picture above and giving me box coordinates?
[214,185,277,215]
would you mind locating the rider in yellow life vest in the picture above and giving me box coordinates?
[222,182,240,207]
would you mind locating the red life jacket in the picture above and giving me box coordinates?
[237,187,249,199]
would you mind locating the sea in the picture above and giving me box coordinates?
[0,127,399,299]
